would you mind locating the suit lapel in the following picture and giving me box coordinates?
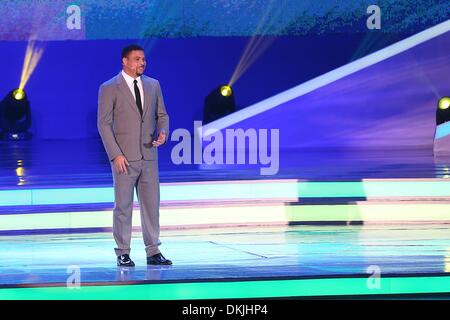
[142,77,151,118]
[116,72,142,118]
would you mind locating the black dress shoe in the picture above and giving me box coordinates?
[147,253,172,265]
[117,254,135,267]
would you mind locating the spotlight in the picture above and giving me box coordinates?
[434,96,450,155]
[203,85,236,124]
[438,96,450,110]
[0,89,32,140]
[436,96,450,125]
[13,89,25,101]
[220,85,232,97]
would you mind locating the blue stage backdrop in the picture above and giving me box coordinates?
[207,30,450,149]
[0,0,448,148]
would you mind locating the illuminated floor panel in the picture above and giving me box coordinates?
[2,179,450,206]
[3,276,450,300]
[1,225,450,299]
[2,202,450,234]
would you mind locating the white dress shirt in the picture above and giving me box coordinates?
[121,70,144,108]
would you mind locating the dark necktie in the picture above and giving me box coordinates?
[133,79,143,116]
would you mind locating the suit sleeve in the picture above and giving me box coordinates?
[155,80,170,137]
[97,84,123,161]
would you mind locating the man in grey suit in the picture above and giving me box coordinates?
[98,44,172,266]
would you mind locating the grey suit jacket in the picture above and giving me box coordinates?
[98,72,169,162]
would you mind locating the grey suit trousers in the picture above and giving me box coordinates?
[112,159,161,257]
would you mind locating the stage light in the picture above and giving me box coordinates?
[434,96,450,155]
[438,96,450,110]
[436,96,450,125]
[19,40,44,93]
[203,84,236,124]
[220,85,232,97]
[13,89,25,101]
[0,89,32,140]
[227,0,283,87]
[0,40,42,141]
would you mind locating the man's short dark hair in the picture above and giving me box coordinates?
[122,44,144,59]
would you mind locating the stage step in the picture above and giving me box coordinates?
[2,200,450,235]
[2,179,450,207]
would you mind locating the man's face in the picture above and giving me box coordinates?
[122,50,146,77]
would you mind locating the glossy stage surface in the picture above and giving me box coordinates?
[3,223,450,283]
[1,139,450,189]
[1,139,450,299]
[2,224,450,299]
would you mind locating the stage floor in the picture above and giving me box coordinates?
[1,139,450,189]
[1,223,450,299]
[1,139,450,299]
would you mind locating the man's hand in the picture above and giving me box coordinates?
[152,131,166,147]
[113,155,130,174]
